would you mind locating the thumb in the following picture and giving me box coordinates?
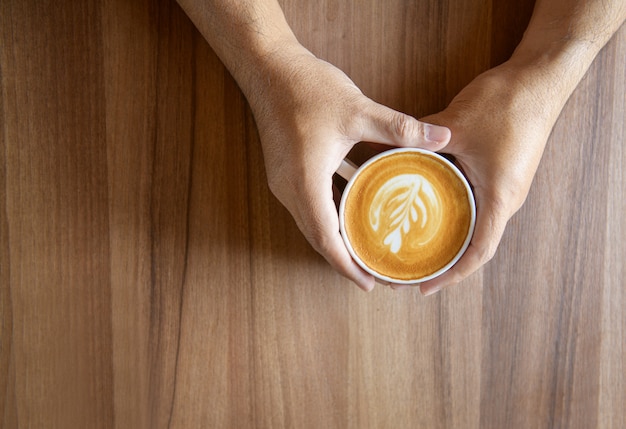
[357,101,451,150]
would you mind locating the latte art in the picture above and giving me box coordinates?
[340,149,474,282]
[369,174,442,254]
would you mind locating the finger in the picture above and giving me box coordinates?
[357,101,451,150]
[293,174,376,292]
[419,195,509,296]
[390,284,419,291]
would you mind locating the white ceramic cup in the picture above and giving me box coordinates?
[337,148,476,284]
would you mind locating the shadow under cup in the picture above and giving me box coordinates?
[338,148,476,284]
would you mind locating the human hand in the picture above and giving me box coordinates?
[410,63,560,295]
[245,43,451,291]
[176,0,623,293]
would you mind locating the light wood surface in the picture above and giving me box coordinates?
[1,0,624,428]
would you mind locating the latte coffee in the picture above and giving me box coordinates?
[339,148,475,283]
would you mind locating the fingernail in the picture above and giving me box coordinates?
[424,124,451,143]
[358,281,374,292]
[359,276,376,292]
[391,282,420,291]
[421,284,442,296]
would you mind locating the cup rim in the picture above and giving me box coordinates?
[338,147,476,284]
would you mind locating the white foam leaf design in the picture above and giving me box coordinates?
[369,174,440,253]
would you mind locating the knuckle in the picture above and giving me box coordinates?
[265,159,299,199]
[511,188,529,213]
[502,189,525,214]
[477,222,502,265]
[495,174,531,214]
[266,176,282,198]
[266,174,293,205]
[348,98,374,138]
[478,243,498,265]
[393,113,420,142]
[489,190,524,224]
[305,223,332,255]
[489,193,510,220]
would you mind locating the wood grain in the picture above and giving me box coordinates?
[1,0,624,428]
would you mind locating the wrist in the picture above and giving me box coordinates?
[483,60,567,129]
[179,0,306,104]
[498,37,599,125]
[234,39,316,117]
[506,6,625,110]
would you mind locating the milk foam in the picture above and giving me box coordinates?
[369,174,442,255]
[340,149,474,282]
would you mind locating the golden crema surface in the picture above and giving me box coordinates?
[343,151,472,281]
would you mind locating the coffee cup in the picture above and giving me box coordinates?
[337,148,476,284]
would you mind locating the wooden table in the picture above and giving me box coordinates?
[1,0,624,427]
